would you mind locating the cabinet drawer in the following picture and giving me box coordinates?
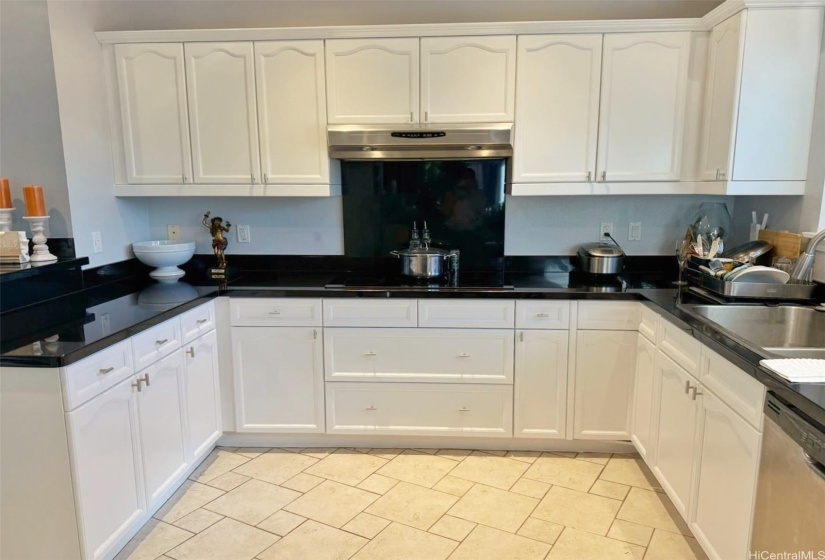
[61,340,135,411]
[230,298,322,326]
[326,382,513,437]
[639,305,659,343]
[577,301,641,330]
[323,299,417,327]
[658,319,701,376]
[324,328,514,384]
[515,301,570,329]
[180,300,216,343]
[418,299,515,328]
[132,318,182,371]
[701,348,765,430]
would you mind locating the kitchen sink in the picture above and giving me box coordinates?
[678,304,825,358]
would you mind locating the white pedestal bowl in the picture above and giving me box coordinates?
[132,240,196,283]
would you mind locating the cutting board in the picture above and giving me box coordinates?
[758,229,802,258]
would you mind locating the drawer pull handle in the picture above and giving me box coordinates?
[366,405,378,411]
[684,380,691,394]
[364,351,378,356]
[132,379,143,392]
[459,353,471,358]
[142,373,150,387]
[459,407,471,412]
[196,319,208,324]
[536,313,550,318]
[690,386,703,401]
[268,310,281,315]
[186,347,195,357]
[99,366,115,374]
[155,339,169,346]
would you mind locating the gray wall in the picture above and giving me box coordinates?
[0,0,72,237]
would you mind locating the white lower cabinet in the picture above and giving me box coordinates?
[652,350,700,517]
[183,330,222,461]
[232,326,324,432]
[136,351,188,504]
[514,330,568,438]
[690,390,761,560]
[66,377,144,560]
[630,334,658,460]
[573,330,637,440]
[326,382,513,436]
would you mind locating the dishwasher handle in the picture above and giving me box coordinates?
[803,451,825,482]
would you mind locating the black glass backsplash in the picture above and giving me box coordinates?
[341,159,506,270]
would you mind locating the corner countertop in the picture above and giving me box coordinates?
[1,267,823,430]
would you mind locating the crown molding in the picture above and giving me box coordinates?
[95,18,706,45]
[703,0,825,28]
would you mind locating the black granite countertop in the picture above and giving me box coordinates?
[2,264,823,430]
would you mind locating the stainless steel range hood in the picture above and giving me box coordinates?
[328,123,513,160]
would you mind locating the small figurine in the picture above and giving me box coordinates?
[202,211,231,270]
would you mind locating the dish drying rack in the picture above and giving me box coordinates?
[684,258,817,302]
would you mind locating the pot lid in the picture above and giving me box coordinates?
[392,247,450,256]
[578,243,625,258]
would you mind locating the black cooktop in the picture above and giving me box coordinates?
[325,271,514,290]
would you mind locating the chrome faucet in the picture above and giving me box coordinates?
[791,228,825,282]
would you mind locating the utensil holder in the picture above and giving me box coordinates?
[23,216,57,263]
[0,207,13,232]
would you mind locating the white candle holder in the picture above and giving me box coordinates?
[22,215,57,262]
[0,207,13,232]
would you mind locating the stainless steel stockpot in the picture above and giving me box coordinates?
[390,247,452,278]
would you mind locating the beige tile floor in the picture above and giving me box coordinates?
[117,447,708,560]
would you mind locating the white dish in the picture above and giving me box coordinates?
[728,266,790,284]
[132,240,196,283]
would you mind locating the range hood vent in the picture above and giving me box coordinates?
[328,123,513,160]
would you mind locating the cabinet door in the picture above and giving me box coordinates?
[255,40,330,185]
[66,377,144,560]
[631,334,658,461]
[597,32,691,181]
[691,390,761,560]
[137,351,188,505]
[513,35,602,183]
[652,350,699,518]
[185,42,261,184]
[699,13,745,181]
[514,330,568,439]
[232,327,324,432]
[114,43,191,184]
[184,330,222,462]
[420,36,516,123]
[573,330,637,440]
[325,38,419,124]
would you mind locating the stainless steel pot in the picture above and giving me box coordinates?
[390,247,452,278]
[577,243,625,274]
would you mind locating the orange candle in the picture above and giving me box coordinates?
[0,178,11,209]
[23,185,46,217]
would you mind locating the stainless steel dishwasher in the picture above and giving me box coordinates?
[751,393,825,554]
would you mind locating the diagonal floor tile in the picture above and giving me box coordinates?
[357,474,398,495]
[617,487,691,535]
[449,525,550,560]
[433,476,474,497]
[204,471,250,492]
[367,448,404,460]
[447,484,538,533]
[304,449,388,486]
[189,450,249,484]
[599,456,661,491]
[522,453,603,491]
[509,478,551,499]
[447,451,530,490]
[233,447,271,458]
[301,447,338,459]
[281,472,325,493]
[154,480,225,524]
[531,486,621,535]
[351,522,457,560]
[645,529,708,559]
[258,519,368,560]
[166,518,278,560]
[257,510,305,536]
[376,450,458,488]
[429,515,475,541]
[366,481,458,530]
[232,449,318,486]
[546,527,644,560]
[172,509,223,534]
[503,451,542,464]
[284,480,379,528]
[114,519,192,560]
[342,513,391,539]
[435,449,473,460]
[589,479,630,501]
[607,519,653,547]
[576,452,612,465]
[517,517,564,545]
[203,479,301,525]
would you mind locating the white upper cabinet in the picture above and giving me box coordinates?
[114,43,192,184]
[513,34,602,183]
[255,41,330,185]
[421,36,516,123]
[185,42,261,184]
[325,38,420,124]
[698,13,745,182]
[597,32,691,181]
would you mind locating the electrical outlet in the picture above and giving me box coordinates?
[237,224,251,243]
[599,222,614,241]
[167,224,181,240]
[629,222,642,241]
[100,313,111,335]
[92,231,103,254]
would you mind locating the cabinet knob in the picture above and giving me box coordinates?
[690,386,703,400]
[424,111,429,122]
[587,171,592,182]
[99,366,115,374]
[264,173,269,184]
[364,351,378,357]
[186,347,195,357]
[366,405,378,411]
[458,353,471,358]
[519,332,524,342]
[718,170,726,179]
[410,112,414,123]
[313,329,318,340]
[459,406,471,412]
[132,379,142,392]
[155,339,169,346]
[684,380,691,394]
[268,310,281,315]
[601,171,607,181]
[142,373,150,387]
